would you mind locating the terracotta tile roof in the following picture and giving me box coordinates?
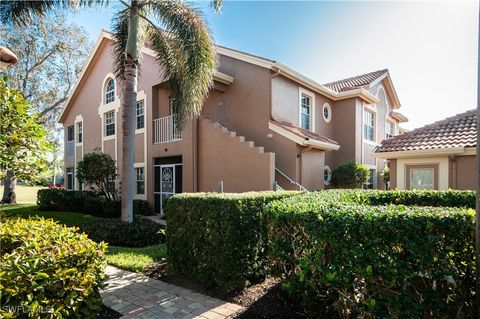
[324,69,388,93]
[0,46,17,65]
[271,120,340,146]
[376,109,477,153]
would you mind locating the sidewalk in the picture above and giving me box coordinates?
[101,266,243,319]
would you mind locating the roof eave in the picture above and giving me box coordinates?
[373,147,468,159]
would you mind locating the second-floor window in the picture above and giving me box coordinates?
[137,100,145,129]
[66,125,74,158]
[386,121,394,139]
[300,93,312,130]
[364,109,375,141]
[105,111,115,136]
[105,78,115,104]
[77,121,83,143]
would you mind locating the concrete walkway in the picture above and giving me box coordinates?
[101,266,243,319]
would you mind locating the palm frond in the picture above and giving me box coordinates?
[145,1,217,127]
[211,0,224,12]
[0,0,108,26]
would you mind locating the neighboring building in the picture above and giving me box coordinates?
[374,109,476,190]
[59,30,407,214]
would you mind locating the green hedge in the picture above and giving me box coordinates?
[318,189,475,208]
[37,189,151,217]
[165,191,299,289]
[77,217,164,247]
[0,218,107,318]
[266,194,475,318]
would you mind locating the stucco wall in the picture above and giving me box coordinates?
[452,155,476,190]
[300,150,325,190]
[198,119,274,192]
[395,157,449,190]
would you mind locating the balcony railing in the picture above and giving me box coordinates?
[153,115,182,144]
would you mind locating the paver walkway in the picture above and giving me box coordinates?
[101,266,243,319]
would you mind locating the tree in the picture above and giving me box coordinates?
[0,76,51,203]
[0,0,222,222]
[330,161,370,189]
[0,11,91,202]
[380,166,390,190]
[77,151,118,201]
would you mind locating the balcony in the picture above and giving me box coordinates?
[153,115,182,144]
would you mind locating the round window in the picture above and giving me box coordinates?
[323,165,331,185]
[323,103,332,123]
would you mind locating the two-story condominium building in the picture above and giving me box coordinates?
[60,30,407,214]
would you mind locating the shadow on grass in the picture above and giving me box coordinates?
[0,204,96,225]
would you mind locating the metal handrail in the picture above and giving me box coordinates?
[275,168,309,192]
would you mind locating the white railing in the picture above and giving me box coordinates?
[275,168,309,192]
[153,115,182,144]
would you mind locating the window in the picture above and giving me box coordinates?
[66,167,74,191]
[322,103,332,123]
[300,93,311,130]
[363,168,376,189]
[107,180,116,194]
[323,165,331,186]
[104,111,115,136]
[136,100,145,129]
[66,125,74,158]
[136,167,145,194]
[77,122,83,143]
[105,78,115,104]
[77,180,83,191]
[410,168,434,190]
[386,121,394,139]
[364,109,375,141]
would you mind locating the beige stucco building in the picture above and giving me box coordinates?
[374,109,476,191]
[60,31,407,213]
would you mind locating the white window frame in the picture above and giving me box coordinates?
[66,167,74,191]
[104,111,115,137]
[76,121,83,144]
[385,120,394,139]
[323,165,331,186]
[66,125,74,158]
[363,108,375,142]
[105,78,115,104]
[298,87,315,131]
[136,167,145,195]
[322,102,332,123]
[136,100,145,131]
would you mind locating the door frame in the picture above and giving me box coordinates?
[153,163,182,215]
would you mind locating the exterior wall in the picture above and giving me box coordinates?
[395,157,449,190]
[300,150,325,190]
[389,159,397,189]
[198,119,274,192]
[451,155,476,190]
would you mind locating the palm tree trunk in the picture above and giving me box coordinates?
[1,171,17,204]
[120,1,140,223]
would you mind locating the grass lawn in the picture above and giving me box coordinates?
[106,244,167,272]
[0,185,45,204]
[0,204,96,226]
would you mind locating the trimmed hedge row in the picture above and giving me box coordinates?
[77,217,165,247]
[0,218,107,318]
[37,189,152,217]
[165,191,299,289]
[266,194,475,318]
[319,189,475,208]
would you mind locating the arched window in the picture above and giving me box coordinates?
[105,78,115,104]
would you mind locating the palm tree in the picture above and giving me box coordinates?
[0,0,222,222]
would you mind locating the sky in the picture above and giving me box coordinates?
[69,1,479,130]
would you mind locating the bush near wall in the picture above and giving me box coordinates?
[37,189,151,217]
[318,189,475,208]
[165,191,299,289]
[77,217,164,247]
[0,218,107,318]
[266,194,475,318]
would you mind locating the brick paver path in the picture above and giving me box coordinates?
[101,266,243,319]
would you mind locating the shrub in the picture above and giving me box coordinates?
[317,189,476,208]
[330,161,370,188]
[133,199,153,216]
[0,218,107,318]
[165,191,299,289]
[77,217,164,247]
[266,194,475,318]
[37,188,64,210]
[84,196,120,218]
[76,151,118,201]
